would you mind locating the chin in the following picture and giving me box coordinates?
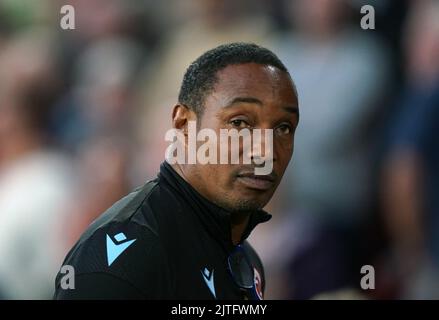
[239,189,273,204]
[212,188,272,212]
[229,196,268,212]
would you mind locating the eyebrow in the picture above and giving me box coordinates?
[224,96,299,118]
[283,106,300,118]
[225,96,263,107]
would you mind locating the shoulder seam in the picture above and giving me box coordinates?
[125,181,160,237]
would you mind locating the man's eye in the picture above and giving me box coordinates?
[230,119,249,128]
[275,124,292,136]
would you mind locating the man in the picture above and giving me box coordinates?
[54,43,299,299]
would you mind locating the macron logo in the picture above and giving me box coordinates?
[106,232,136,266]
[201,267,216,298]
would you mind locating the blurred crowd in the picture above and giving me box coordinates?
[0,0,438,299]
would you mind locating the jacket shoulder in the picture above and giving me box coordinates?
[80,179,159,241]
[54,180,175,299]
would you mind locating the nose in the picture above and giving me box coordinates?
[244,128,275,166]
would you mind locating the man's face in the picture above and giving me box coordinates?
[184,63,299,212]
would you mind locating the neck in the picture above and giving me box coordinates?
[171,163,193,190]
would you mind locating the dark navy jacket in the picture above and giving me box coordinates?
[54,162,270,299]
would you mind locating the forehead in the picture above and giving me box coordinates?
[211,63,297,103]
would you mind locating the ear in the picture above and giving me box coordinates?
[172,104,197,134]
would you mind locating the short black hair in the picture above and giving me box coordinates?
[178,42,291,117]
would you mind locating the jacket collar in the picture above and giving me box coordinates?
[158,161,271,252]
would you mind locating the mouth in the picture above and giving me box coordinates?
[236,170,277,191]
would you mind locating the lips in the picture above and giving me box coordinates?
[236,171,276,191]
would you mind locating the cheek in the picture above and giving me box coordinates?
[207,164,236,189]
[200,164,227,184]
[276,138,294,159]
[275,144,294,173]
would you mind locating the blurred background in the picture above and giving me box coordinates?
[0,0,438,299]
